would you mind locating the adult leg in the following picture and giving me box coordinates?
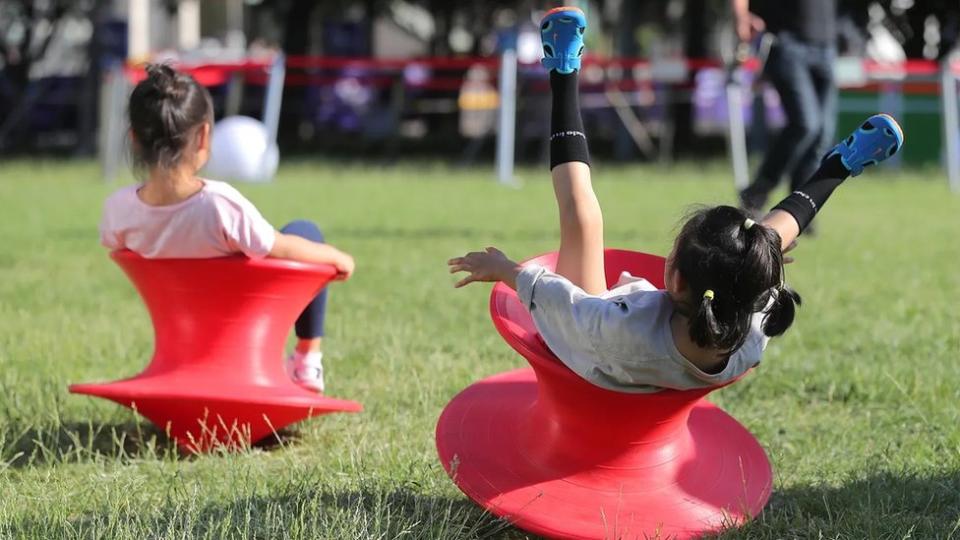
[740,36,823,213]
[544,8,606,295]
[788,45,838,192]
[280,219,327,352]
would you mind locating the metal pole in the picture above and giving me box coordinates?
[177,0,200,51]
[726,74,750,191]
[128,0,150,61]
[496,43,517,185]
[226,0,246,55]
[878,82,904,169]
[941,65,960,193]
[100,63,128,182]
[262,53,286,145]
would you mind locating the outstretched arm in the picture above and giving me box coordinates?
[731,0,765,43]
[270,232,355,279]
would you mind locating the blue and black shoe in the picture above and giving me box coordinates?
[540,6,587,74]
[827,113,904,176]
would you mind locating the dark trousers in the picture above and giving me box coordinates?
[741,32,838,210]
[281,220,327,339]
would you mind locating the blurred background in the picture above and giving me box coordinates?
[0,0,957,176]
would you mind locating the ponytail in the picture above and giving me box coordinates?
[762,284,802,337]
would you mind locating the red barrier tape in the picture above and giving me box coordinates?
[124,59,274,86]
[284,55,499,70]
[124,56,959,91]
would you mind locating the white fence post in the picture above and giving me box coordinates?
[263,53,286,146]
[496,43,518,185]
[99,63,129,182]
[941,64,960,193]
[726,70,750,191]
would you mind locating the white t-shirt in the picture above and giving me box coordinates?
[516,264,771,393]
[99,179,276,259]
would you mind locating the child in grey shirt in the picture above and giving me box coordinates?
[448,7,902,392]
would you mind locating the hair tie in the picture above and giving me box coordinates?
[703,289,715,301]
[744,218,756,230]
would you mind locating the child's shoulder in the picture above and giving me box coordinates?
[105,183,140,199]
[199,179,256,208]
[201,178,242,197]
[199,179,268,224]
[102,183,141,212]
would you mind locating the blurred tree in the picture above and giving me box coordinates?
[882,0,958,60]
[0,0,72,151]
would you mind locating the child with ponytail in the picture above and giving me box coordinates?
[449,7,903,391]
[99,64,354,393]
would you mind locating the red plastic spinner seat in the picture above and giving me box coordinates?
[70,250,362,453]
[436,250,771,539]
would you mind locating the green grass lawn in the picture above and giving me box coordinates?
[0,160,958,539]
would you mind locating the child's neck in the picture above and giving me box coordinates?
[669,312,729,374]
[138,167,204,206]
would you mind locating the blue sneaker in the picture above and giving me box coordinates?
[540,6,587,74]
[827,113,904,176]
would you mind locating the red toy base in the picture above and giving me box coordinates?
[70,376,361,453]
[436,368,772,539]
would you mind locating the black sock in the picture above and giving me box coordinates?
[772,154,850,233]
[549,71,590,169]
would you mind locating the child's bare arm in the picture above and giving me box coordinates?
[269,232,355,279]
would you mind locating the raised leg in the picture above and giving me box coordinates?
[543,8,606,295]
[740,36,822,213]
[766,114,904,248]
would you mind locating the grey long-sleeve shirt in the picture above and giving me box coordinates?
[516,264,770,393]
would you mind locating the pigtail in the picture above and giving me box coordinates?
[702,292,721,338]
[688,288,756,352]
[762,284,802,337]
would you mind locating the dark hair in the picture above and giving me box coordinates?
[673,205,801,352]
[128,64,213,171]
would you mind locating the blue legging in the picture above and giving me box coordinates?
[281,220,327,339]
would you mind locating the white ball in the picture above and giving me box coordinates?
[204,116,279,183]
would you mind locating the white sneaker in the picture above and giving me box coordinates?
[286,351,325,393]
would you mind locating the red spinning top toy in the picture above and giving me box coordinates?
[436,250,772,539]
[70,250,362,453]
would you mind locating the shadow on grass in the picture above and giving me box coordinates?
[0,421,305,468]
[3,483,525,539]
[0,420,178,467]
[6,470,959,538]
[729,470,960,538]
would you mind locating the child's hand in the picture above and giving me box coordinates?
[448,247,520,288]
[334,253,355,280]
[783,239,798,264]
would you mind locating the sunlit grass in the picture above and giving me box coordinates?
[0,160,958,538]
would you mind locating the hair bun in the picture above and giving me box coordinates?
[144,64,180,98]
[128,63,213,171]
